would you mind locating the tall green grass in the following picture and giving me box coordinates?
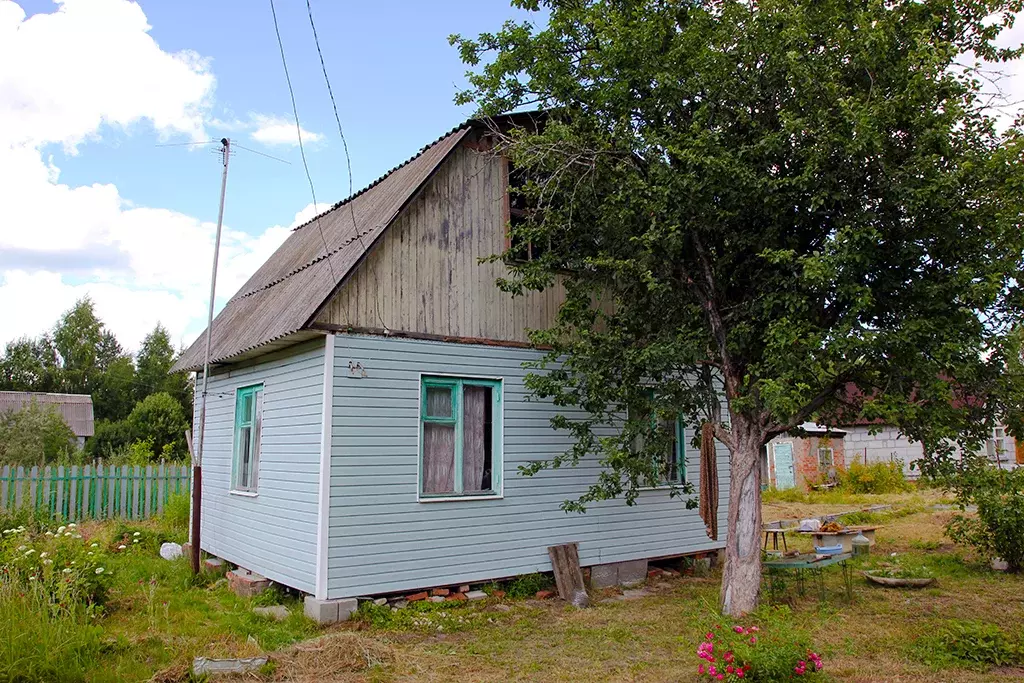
[0,577,103,683]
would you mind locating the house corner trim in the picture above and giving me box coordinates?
[314,333,335,599]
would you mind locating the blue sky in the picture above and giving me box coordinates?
[0,0,541,351]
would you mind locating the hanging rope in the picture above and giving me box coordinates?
[699,421,719,540]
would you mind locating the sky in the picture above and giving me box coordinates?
[0,0,539,353]
[1,1,1022,356]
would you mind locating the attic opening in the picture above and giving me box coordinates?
[505,159,548,263]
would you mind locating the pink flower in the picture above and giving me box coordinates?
[716,676,724,682]
[749,626,760,632]
[709,665,717,676]
[698,664,705,675]
[726,665,734,673]
[736,672,744,679]
[724,652,734,663]
[706,632,714,640]
[733,625,745,634]
[749,637,757,644]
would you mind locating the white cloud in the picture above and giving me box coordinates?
[0,0,294,352]
[249,114,324,146]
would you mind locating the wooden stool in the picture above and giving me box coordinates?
[763,529,788,552]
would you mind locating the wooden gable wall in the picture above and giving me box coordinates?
[313,140,566,344]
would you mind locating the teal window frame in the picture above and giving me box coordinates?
[232,383,264,493]
[419,376,503,499]
[630,391,687,486]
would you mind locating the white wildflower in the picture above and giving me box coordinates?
[56,526,66,534]
[72,534,82,539]
[44,531,53,537]
[90,543,98,548]
[87,552,93,556]
[62,568,72,574]
[94,567,104,575]
[67,523,76,528]
[39,552,47,558]
[64,532,73,537]
[43,559,53,565]
[25,549,35,555]
[28,576,36,581]
[133,532,140,537]
[16,545,26,551]
[133,539,139,544]
[118,545,126,550]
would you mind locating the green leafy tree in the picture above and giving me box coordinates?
[125,392,189,460]
[92,356,136,422]
[135,324,192,413]
[453,0,1024,614]
[0,336,61,392]
[52,297,106,395]
[0,403,77,465]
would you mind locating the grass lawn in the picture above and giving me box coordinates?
[3,489,1023,681]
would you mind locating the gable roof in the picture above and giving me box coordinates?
[0,391,95,437]
[172,124,475,372]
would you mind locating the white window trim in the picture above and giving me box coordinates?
[229,382,264,496]
[415,371,505,503]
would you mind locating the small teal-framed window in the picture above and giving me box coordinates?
[232,384,264,493]
[419,376,502,498]
[628,392,687,486]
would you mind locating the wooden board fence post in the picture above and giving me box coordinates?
[42,466,52,518]
[29,466,38,509]
[157,463,166,515]
[132,466,141,520]
[107,464,116,519]
[68,465,78,521]
[15,466,25,509]
[94,463,104,520]
[547,542,590,608]
[118,466,128,518]
[55,465,65,520]
[81,465,91,519]
[1,465,9,511]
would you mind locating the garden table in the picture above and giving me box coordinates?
[763,552,854,603]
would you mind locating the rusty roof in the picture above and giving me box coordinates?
[172,124,474,372]
[0,391,95,437]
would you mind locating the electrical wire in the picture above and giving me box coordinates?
[269,0,337,285]
[304,0,389,332]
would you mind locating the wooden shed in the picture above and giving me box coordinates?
[0,391,95,448]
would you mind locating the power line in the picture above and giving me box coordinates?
[304,0,389,332]
[268,0,337,284]
[231,143,292,165]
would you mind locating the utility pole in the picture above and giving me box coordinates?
[192,137,231,575]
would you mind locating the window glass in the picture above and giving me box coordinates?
[629,394,685,485]
[425,385,453,419]
[818,447,834,470]
[421,378,501,497]
[232,384,263,492]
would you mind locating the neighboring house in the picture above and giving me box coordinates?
[0,391,95,449]
[763,423,846,491]
[171,116,730,621]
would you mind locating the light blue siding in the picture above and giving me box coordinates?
[196,341,324,593]
[327,334,729,598]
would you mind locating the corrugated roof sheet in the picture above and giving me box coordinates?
[0,391,95,437]
[173,125,473,372]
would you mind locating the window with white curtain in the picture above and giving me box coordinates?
[420,376,502,498]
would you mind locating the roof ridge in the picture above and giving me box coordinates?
[290,120,475,235]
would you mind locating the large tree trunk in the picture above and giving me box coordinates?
[719,427,764,617]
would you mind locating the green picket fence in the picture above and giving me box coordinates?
[0,463,190,521]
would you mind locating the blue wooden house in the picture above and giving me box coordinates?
[172,116,730,621]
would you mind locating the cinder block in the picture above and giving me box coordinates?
[617,559,648,586]
[303,596,358,624]
[588,559,649,588]
[590,563,619,589]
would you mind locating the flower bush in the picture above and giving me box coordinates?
[1,522,112,608]
[696,608,823,681]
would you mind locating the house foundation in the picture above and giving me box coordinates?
[303,596,358,624]
[589,559,648,588]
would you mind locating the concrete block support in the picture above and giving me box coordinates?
[303,596,358,624]
[589,559,650,588]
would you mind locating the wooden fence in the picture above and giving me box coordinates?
[0,463,190,521]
